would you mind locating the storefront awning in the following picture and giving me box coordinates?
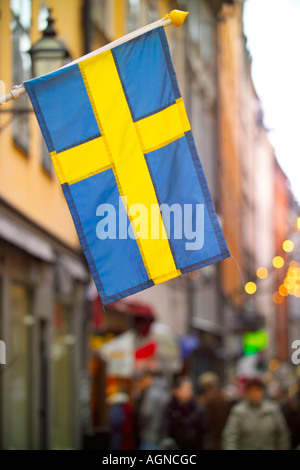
[58,253,89,282]
[0,213,54,262]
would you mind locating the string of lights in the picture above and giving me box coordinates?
[244,217,300,302]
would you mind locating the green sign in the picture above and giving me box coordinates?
[243,330,268,356]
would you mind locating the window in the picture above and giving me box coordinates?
[91,0,111,42]
[187,0,214,65]
[38,4,48,31]
[200,21,212,63]
[126,0,140,32]
[10,0,32,154]
[146,0,158,23]
[188,0,201,44]
[199,1,214,64]
[51,303,74,449]
[9,282,32,449]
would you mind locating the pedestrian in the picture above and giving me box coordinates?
[107,388,135,450]
[160,376,211,450]
[281,381,300,450]
[222,377,290,450]
[196,372,233,450]
[133,371,170,450]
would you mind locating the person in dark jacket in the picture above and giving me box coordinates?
[196,372,234,450]
[281,382,300,449]
[161,376,211,450]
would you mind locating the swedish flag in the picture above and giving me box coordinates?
[25,26,230,305]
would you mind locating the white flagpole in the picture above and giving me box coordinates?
[0,10,188,106]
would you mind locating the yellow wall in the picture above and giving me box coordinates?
[0,0,84,249]
[113,0,126,39]
[158,0,170,18]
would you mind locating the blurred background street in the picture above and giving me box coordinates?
[0,0,300,450]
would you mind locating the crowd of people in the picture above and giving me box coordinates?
[106,371,300,451]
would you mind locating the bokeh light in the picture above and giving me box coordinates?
[256,267,268,279]
[272,256,284,269]
[245,282,257,294]
[283,240,294,253]
[273,292,284,304]
[288,383,299,397]
[279,284,288,296]
[281,265,300,298]
[189,270,200,280]
[268,359,280,372]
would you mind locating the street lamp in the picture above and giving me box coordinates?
[29,8,71,78]
[0,8,71,126]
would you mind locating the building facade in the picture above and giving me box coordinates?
[217,1,247,368]
[273,162,290,362]
[253,112,276,362]
[0,0,89,449]
[1,0,296,449]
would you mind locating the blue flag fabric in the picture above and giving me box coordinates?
[25,27,230,305]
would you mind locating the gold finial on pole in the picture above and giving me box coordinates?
[164,10,189,27]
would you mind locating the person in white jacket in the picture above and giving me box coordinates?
[222,377,290,450]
